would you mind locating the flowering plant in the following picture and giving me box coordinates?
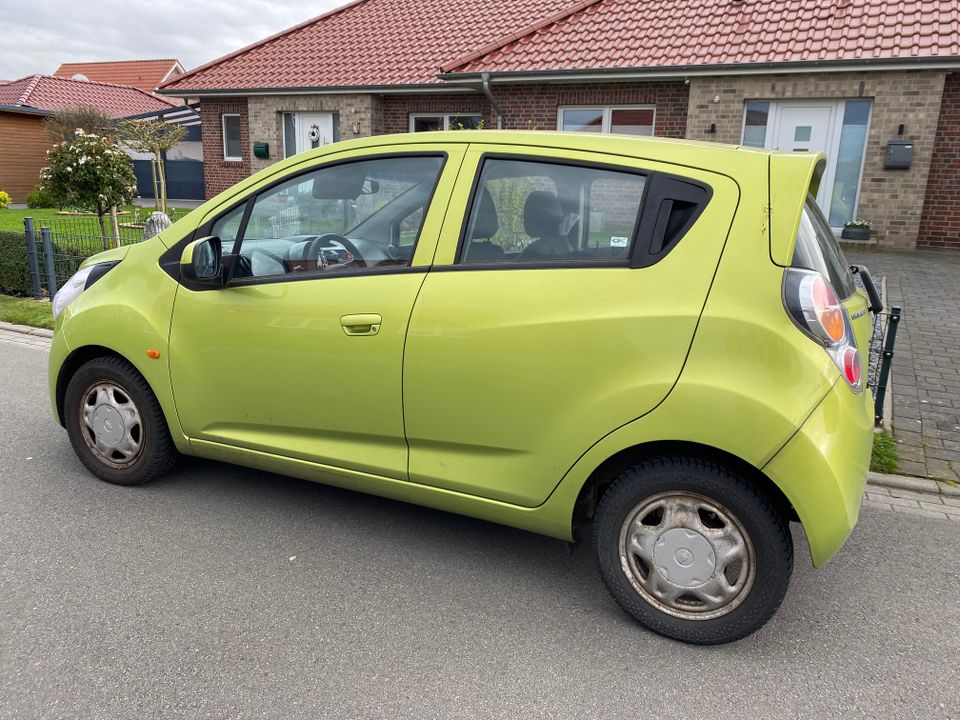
[40,129,137,245]
[843,219,870,229]
[0,190,10,210]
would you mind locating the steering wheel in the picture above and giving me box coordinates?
[307,233,365,270]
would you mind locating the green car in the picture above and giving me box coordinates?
[48,131,874,644]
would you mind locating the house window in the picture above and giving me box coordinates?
[222,114,242,161]
[558,106,655,135]
[410,113,483,132]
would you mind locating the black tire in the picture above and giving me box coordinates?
[64,355,178,486]
[593,456,793,644]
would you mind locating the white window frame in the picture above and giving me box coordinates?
[222,113,242,161]
[557,105,656,135]
[409,113,483,132]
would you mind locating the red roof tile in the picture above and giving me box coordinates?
[161,0,574,91]
[0,75,178,118]
[54,59,183,94]
[444,0,960,74]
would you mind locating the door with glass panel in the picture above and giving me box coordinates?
[169,152,456,480]
[282,112,335,157]
[403,149,735,507]
[742,99,871,228]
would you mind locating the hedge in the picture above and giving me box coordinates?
[0,230,34,297]
[0,230,98,297]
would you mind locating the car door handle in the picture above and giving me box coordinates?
[340,313,381,336]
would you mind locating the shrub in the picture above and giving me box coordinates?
[0,191,10,210]
[0,231,34,296]
[26,185,58,209]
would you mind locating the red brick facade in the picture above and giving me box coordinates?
[496,82,689,137]
[383,93,490,133]
[200,97,251,198]
[382,81,690,137]
[918,73,960,249]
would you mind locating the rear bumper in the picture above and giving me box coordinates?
[763,380,873,567]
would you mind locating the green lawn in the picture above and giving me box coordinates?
[0,294,53,329]
[0,206,190,235]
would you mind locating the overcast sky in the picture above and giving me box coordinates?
[0,0,344,81]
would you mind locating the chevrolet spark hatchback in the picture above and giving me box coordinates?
[49,132,875,644]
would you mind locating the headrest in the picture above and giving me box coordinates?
[523,191,563,238]
[471,188,499,239]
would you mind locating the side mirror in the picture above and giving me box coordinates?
[180,236,223,286]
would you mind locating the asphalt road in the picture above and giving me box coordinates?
[1,337,958,720]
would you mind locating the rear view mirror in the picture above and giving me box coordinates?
[180,236,223,286]
[312,164,375,200]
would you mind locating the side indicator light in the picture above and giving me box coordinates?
[146,349,161,359]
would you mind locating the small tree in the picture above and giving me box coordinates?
[118,119,186,215]
[43,106,115,144]
[41,129,137,248]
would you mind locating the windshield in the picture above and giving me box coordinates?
[792,195,856,300]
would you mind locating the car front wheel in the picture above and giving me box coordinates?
[64,356,177,485]
[593,456,793,644]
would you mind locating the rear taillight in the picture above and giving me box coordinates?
[783,268,862,393]
[841,346,861,387]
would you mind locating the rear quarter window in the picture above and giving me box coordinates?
[792,196,856,299]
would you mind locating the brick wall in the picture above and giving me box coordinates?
[383,93,490,133]
[686,70,947,248]
[496,81,689,137]
[200,97,250,199]
[917,73,960,249]
[246,94,382,173]
[382,81,689,137]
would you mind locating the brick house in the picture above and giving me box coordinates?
[159,0,960,249]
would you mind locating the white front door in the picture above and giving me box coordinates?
[744,99,872,228]
[773,104,838,208]
[297,113,334,152]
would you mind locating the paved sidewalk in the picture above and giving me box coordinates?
[848,249,960,483]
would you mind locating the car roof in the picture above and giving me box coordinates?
[295,130,799,176]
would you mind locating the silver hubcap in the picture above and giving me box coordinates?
[79,382,143,468]
[618,491,756,620]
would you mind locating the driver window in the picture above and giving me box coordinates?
[211,204,245,254]
[230,155,444,279]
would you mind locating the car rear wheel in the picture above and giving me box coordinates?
[593,456,792,644]
[64,356,177,486]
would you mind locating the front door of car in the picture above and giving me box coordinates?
[402,146,738,506]
[169,148,463,480]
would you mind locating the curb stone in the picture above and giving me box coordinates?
[0,321,53,339]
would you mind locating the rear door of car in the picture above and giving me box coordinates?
[402,143,740,507]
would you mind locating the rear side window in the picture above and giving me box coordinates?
[459,158,646,264]
[792,195,856,299]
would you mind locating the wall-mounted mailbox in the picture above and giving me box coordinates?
[253,142,270,159]
[885,140,913,170]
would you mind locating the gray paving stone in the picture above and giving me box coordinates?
[849,249,960,485]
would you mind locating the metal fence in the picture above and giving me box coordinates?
[22,208,191,297]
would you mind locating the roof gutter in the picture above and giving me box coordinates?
[439,55,960,84]
[481,73,503,129]
[0,104,55,117]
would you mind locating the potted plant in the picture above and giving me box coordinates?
[841,219,871,241]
